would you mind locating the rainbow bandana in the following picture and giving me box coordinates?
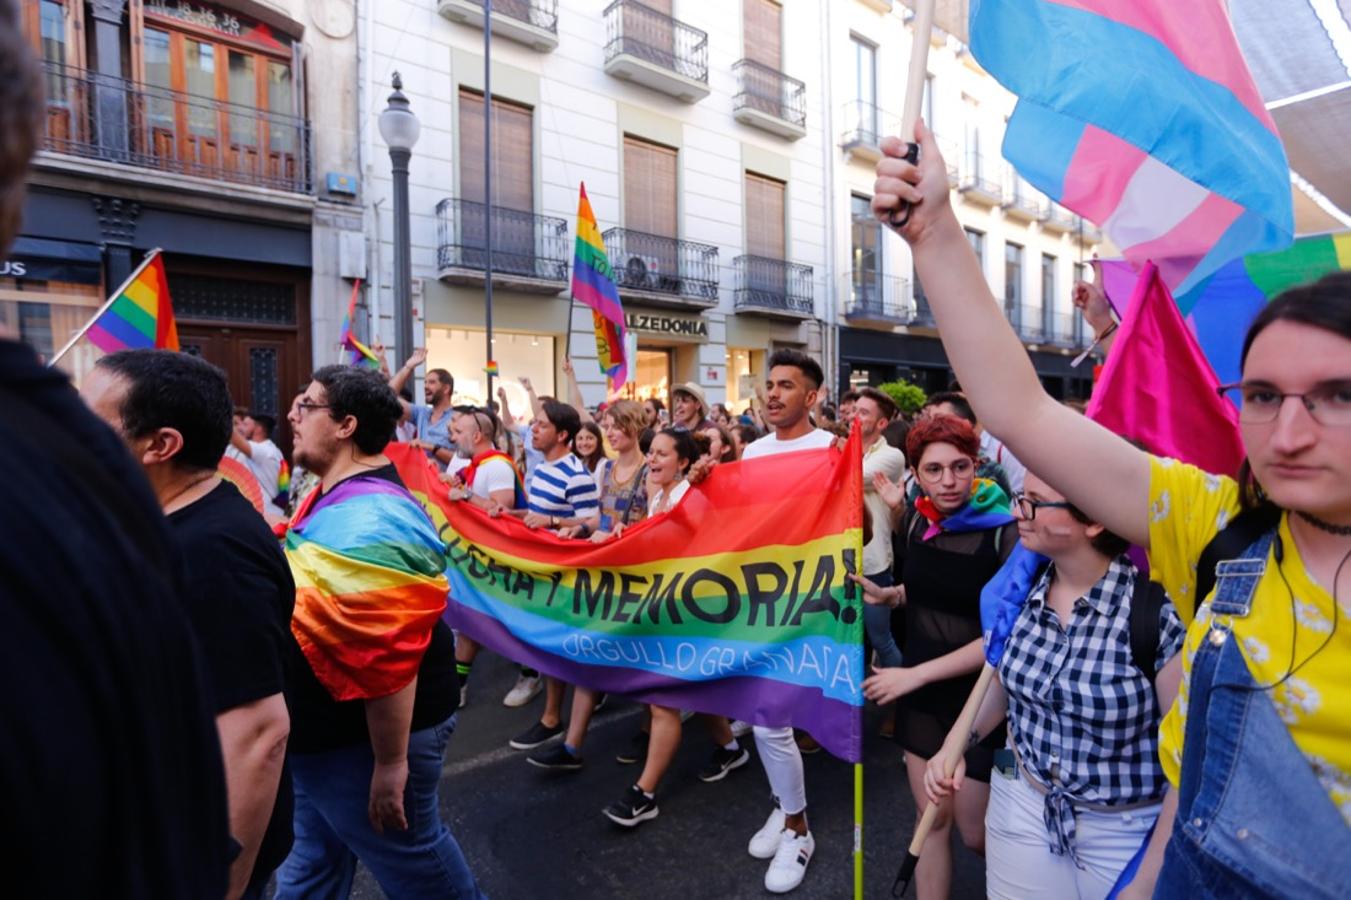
[916,478,1015,540]
[462,448,527,510]
[285,472,449,701]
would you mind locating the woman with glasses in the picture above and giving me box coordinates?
[916,472,1185,898]
[864,412,1019,900]
[874,124,1351,897]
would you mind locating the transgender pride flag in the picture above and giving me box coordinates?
[970,1,1294,296]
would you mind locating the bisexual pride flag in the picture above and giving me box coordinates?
[571,183,628,387]
[389,437,867,761]
[971,1,1293,297]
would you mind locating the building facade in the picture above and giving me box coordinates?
[9,0,362,452]
[828,1,1100,401]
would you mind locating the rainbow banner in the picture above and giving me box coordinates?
[571,183,628,386]
[388,437,867,761]
[86,250,179,353]
[1100,232,1351,387]
[285,470,449,700]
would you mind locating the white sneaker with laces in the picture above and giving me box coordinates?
[747,806,787,859]
[502,673,542,708]
[764,829,814,894]
[730,719,753,738]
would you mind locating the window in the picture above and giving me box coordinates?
[1041,253,1057,336]
[744,172,786,259]
[743,0,783,68]
[851,194,882,307]
[964,227,985,273]
[1005,242,1023,328]
[623,136,677,239]
[851,36,877,139]
[458,90,535,268]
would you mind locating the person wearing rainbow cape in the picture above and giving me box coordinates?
[275,365,485,899]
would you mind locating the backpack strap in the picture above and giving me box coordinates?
[1128,574,1167,680]
[1194,504,1282,606]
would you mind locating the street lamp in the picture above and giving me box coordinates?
[379,72,421,368]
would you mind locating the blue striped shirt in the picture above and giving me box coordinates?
[527,453,600,518]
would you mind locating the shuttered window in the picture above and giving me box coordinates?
[745,171,786,259]
[458,89,533,212]
[623,136,678,238]
[743,0,782,69]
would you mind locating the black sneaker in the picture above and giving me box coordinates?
[614,730,649,764]
[602,784,659,827]
[509,720,564,750]
[527,743,583,771]
[698,745,751,782]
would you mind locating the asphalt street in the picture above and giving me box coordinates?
[345,650,986,900]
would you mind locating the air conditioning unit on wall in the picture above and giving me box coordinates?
[624,254,661,289]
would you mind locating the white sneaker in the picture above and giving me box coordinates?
[459,684,468,708]
[502,673,542,707]
[730,719,753,738]
[764,829,814,894]
[748,806,787,859]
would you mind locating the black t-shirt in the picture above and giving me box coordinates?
[0,339,230,898]
[288,464,459,754]
[168,480,296,885]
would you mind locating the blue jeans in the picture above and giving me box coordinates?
[863,570,904,668]
[275,714,486,900]
[1156,531,1350,899]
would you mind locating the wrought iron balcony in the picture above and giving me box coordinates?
[1073,215,1104,243]
[732,59,807,140]
[437,0,559,51]
[733,255,814,318]
[602,228,719,308]
[1006,304,1083,346]
[436,198,569,291]
[843,272,912,327]
[1040,202,1078,234]
[37,62,311,193]
[958,151,1002,206]
[1003,173,1043,222]
[839,101,898,162]
[603,0,709,102]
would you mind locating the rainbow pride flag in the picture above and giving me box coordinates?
[389,436,867,761]
[571,183,628,386]
[338,278,381,370]
[86,250,179,353]
[1100,232,1351,387]
[285,471,449,700]
[971,1,1293,297]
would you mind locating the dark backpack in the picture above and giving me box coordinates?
[1194,504,1283,609]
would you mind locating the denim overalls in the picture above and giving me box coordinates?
[1155,531,1351,898]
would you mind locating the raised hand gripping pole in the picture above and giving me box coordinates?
[892,663,997,897]
[889,0,936,229]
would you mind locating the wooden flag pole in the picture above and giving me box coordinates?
[48,248,163,368]
[891,663,997,897]
[889,0,936,229]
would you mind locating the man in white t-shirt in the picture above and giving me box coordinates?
[853,386,907,675]
[738,349,834,894]
[226,410,285,517]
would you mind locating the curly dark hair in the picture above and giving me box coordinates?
[311,365,402,455]
[96,350,233,472]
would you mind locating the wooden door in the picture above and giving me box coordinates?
[179,326,301,458]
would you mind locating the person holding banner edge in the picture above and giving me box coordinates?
[874,121,1351,897]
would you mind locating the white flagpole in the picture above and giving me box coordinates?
[47,247,164,367]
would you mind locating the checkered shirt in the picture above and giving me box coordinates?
[998,555,1185,861]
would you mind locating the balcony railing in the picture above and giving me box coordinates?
[1003,173,1043,221]
[1040,202,1077,233]
[733,59,807,137]
[38,61,310,193]
[839,100,897,156]
[844,272,911,323]
[1006,305,1084,346]
[959,151,1002,204]
[733,255,814,316]
[436,198,569,285]
[1073,216,1104,243]
[438,0,559,49]
[602,228,719,305]
[604,0,708,85]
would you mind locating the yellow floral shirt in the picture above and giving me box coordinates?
[1148,456,1351,823]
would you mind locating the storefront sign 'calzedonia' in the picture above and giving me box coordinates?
[624,311,708,339]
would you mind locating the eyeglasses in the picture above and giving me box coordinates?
[295,400,332,417]
[916,458,975,484]
[1013,493,1073,520]
[1218,380,1351,427]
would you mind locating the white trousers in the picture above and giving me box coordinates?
[985,767,1160,900]
[752,726,806,815]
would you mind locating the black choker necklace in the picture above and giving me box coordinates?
[1297,511,1351,537]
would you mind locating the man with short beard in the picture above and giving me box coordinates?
[391,347,457,470]
[854,387,906,671]
[277,365,483,899]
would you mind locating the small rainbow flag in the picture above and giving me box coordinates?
[85,250,179,354]
[571,183,627,386]
[483,360,500,377]
[338,278,381,370]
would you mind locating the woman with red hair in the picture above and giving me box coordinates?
[862,412,1019,900]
